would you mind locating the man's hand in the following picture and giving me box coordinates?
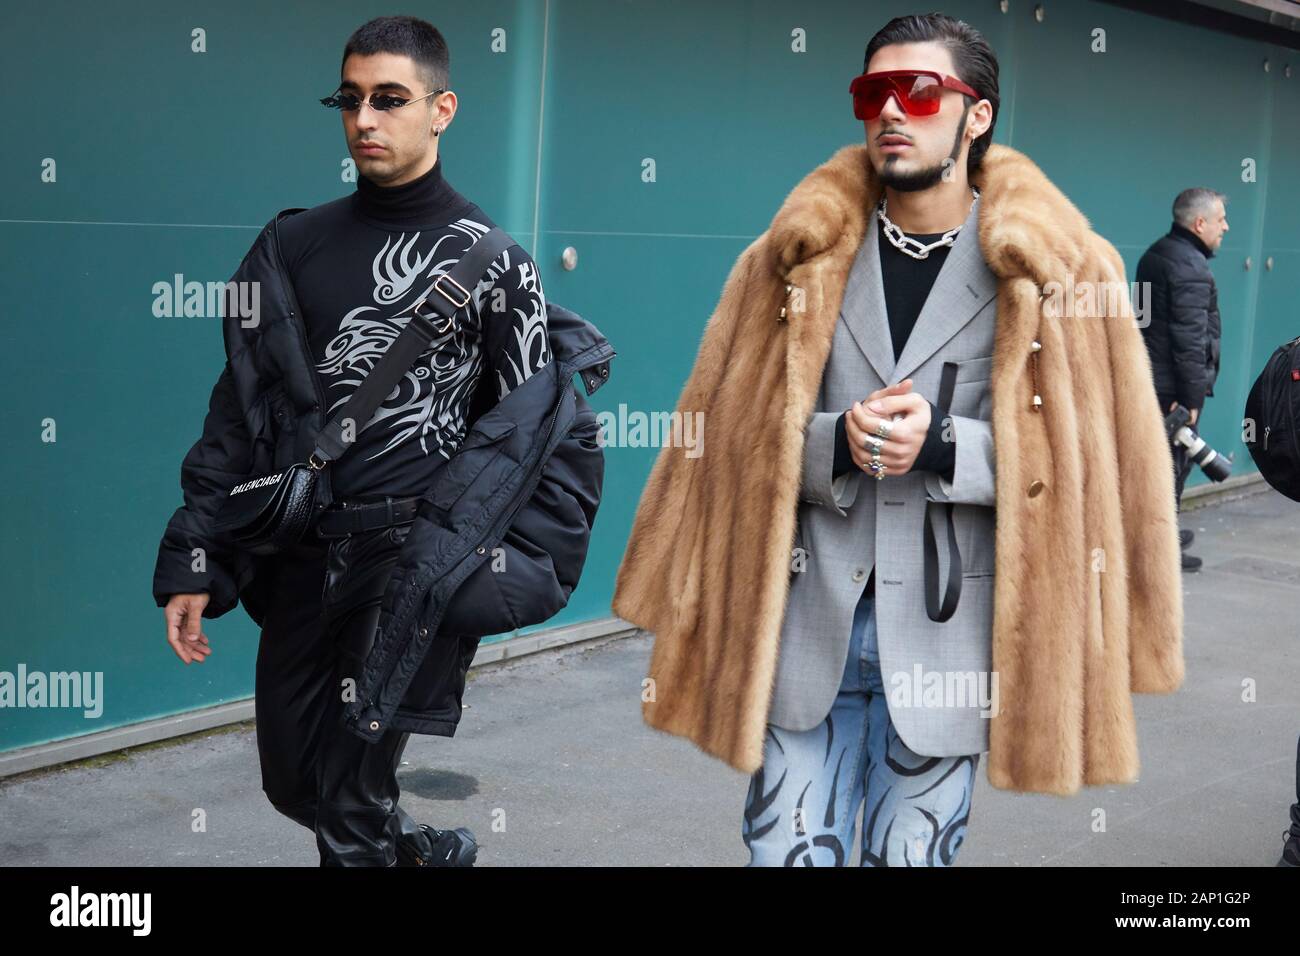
[845,379,931,477]
[1168,400,1199,426]
[164,593,212,664]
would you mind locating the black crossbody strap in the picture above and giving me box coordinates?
[311,227,518,464]
[924,361,963,623]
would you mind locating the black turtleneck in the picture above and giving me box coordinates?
[1170,222,1214,259]
[352,156,469,228]
[277,155,550,500]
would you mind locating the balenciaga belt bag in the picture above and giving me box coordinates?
[211,226,517,556]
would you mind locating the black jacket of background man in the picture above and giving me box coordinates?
[1135,222,1222,412]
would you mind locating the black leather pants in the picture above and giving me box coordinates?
[254,523,430,867]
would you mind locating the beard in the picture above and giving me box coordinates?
[877,106,970,193]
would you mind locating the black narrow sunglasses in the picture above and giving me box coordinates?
[320,88,445,112]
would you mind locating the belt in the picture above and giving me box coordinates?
[315,495,422,538]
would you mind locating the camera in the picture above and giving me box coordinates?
[1165,404,1231,482]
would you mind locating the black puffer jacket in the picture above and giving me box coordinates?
[153,207,615,739]
[1135,223,1222,411]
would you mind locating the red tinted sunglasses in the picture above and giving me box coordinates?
[849,69,980,120]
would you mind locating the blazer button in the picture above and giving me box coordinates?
[1028,479,1045,497]
[419,627,428,637]
[851,568,866,582]
[369,720,380,731]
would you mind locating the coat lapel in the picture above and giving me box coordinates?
[890,195,999,382]
[833,192,1000,387]
[838,211,895,386]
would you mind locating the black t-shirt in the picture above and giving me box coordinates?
[879,217,954,364]
[832,217,958,483]
[277,157,550,500]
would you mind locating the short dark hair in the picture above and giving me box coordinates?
[341,16,450,98]
[1172,188,1227,227]
[863,12,1000,176]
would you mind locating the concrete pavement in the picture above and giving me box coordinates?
[2,485,1297,866]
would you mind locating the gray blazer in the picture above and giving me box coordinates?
[770,196,999,757]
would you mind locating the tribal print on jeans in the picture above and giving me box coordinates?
[741,589,979,866]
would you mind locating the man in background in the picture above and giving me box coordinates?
[1137,188,1227,572]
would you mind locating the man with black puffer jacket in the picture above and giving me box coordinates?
[152,16,613,868]
[1136,187,1227,572]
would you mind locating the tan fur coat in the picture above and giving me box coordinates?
[612,142,1185,796]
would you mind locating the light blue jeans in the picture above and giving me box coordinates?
[742,588,979,866]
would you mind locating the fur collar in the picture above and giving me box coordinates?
[767,142,1094,288]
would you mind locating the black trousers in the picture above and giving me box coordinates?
[254,522,429,866]
[1159,395,1197,513]
[1171,441,1194,511]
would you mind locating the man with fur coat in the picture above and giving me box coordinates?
[612,13,1184,866]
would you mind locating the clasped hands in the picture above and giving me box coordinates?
[845,378,931,478]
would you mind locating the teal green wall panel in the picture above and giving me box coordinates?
[1249,41,1300,440]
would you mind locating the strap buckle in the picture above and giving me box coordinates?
[412,291,458,336]
[432,272,471,309]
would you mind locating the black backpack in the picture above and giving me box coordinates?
[1244,335,1300,501]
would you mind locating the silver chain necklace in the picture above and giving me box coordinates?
[877,187,980,260]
